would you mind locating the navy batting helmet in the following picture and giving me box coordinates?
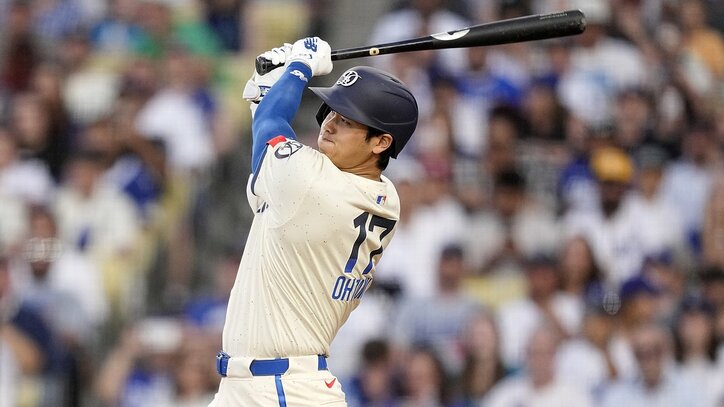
[310,66,418,158]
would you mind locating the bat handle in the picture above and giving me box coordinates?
[256,51,344,75]
[255,56,278,75]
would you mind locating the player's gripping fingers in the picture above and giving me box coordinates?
[287,37,332,77]
[259,43,292,66]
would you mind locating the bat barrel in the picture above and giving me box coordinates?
[448,9,586,47]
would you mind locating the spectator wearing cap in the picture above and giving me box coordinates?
[673,296,724,406]
[389,244,484,376]
[601,323,710,407]
[462,168,560,276]
[555,299,618,401]
[564,146,654,287]
[497,254,583,371]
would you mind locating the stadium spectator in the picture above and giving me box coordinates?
[390,244,483,375]
[641,252,688,323]
[60,28,121,127]
[660,123,721,257]
[673,296,724,406]
[497,254,583,370]
[9,91,72,181]
[555,300,617,400]
[78,115,166,222]
[678,0,724,83]
[53,150,142,315]
[203,0,244,52]
[375,158,425,296]
[558,0,646,126]
[565,146,653,287]
[0,252,55,406]
[369,0,470,76]
[398,346,451,407]
[379,163,466,298]
[16,206,97,406]
[17,206,108,329]
[458,312,505,406]
[345,339,398,407]
[627,144,686,263]
[90,0,145,54]
[601,322,709,407]
[559,236,604,304]
[157,337,217,407]
[463,168,560,276]
[0,126,53,205]
[485,325,594,407]
[0,0,41,94]
[95,317,184,406]
[607,275,662,380]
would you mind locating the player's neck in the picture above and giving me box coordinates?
[344,161,383,181]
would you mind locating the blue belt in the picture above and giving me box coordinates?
[216,352,328,377]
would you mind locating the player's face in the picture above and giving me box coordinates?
[318,111,385,171]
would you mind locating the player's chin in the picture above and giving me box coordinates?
[318,137,334,153]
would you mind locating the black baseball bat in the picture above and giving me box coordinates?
[256,9,586,75]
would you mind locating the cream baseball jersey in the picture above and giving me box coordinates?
[221,136,400,358]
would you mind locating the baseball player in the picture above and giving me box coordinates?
[208,37,418,406]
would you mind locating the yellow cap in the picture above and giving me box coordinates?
[591,147,634,183]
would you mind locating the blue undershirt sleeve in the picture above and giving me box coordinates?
[251,62,313,172]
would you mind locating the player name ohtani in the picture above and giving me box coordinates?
[331,275,372,301]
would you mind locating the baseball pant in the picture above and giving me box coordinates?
[208,353,346,407]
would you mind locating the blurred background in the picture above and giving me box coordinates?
[0,0,722,406]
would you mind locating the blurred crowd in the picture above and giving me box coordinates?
[0,0,722,406]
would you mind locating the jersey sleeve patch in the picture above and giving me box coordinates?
[267,135,287,147]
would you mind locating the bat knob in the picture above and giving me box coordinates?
[255,56,281,75]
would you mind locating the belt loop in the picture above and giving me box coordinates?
[318,355,327,370]
[216,352,230,377]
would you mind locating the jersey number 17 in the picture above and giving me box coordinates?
[344,211,396,275]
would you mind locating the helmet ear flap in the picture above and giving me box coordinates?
[316,103,331,126]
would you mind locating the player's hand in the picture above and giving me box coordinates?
[243,43,292,104]
[243,66,286,105]
[286,37,332,77]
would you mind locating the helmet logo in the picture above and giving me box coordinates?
[336,70,360,87]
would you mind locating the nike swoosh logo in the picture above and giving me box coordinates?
[325,378,336,388]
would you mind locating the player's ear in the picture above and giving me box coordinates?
[372,133,393,155]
